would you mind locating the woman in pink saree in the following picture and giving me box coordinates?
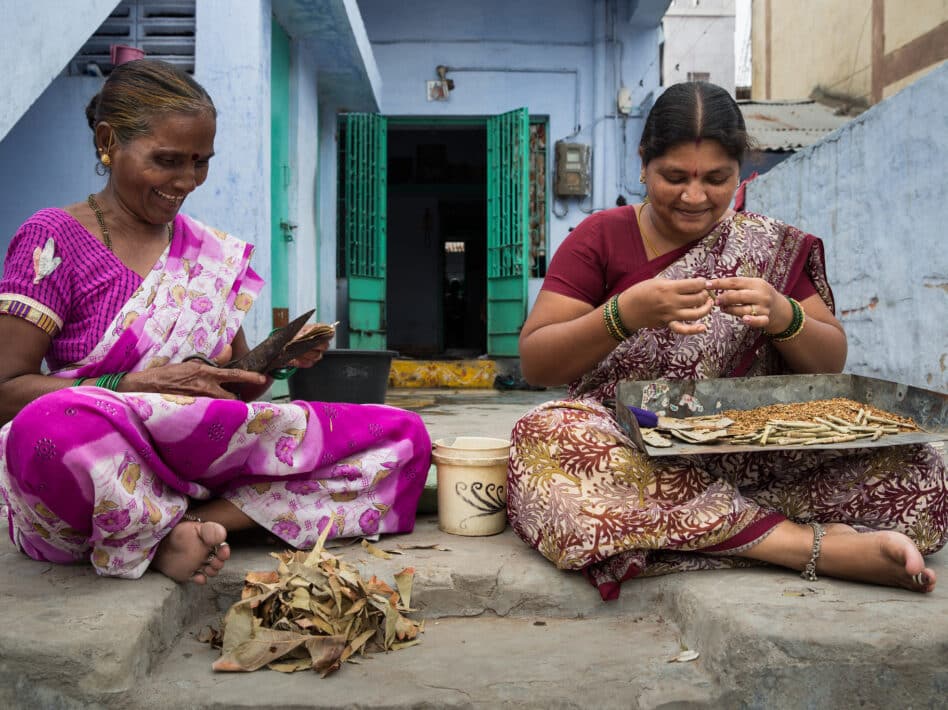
[0,60,430,584]
[510,82,946,600]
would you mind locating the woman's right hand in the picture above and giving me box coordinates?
[619,277,714,335]
[120,361,267,399]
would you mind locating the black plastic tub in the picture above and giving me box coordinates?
[288,349,397,404]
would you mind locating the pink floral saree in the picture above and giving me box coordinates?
[507,212,948,600]
[0,213,430,578]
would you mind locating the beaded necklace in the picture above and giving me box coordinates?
[87,193,173,252]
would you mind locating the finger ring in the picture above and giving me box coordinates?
[750,305,758,317]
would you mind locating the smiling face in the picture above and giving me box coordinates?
[642,139,740,243]
[99,110,216,225]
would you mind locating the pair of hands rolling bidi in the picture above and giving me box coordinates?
[617,275,794,336]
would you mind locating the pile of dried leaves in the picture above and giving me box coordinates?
[199,526,423,677]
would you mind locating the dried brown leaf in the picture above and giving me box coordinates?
[289,586,312,612]
[220,602,256,655]
[344,597,368,618]
[305,635,347,675]
[341,628,376,663]
[397,543,451,551]
[393,568,415,610]
[365,576,396,597]
[361,539,393,559]
[196,625,221,646]
[383,599,399,649]
[394,612,421,641]
[213,629,308,672]
[245,571,281,585]
[267,657,313,673]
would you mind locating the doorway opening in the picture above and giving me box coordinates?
[386,125,488,358]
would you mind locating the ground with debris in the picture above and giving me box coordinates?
[1,388,945,709]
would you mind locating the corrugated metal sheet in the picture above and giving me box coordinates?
[739,100,851,151]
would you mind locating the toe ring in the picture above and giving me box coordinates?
[912,572,926,586]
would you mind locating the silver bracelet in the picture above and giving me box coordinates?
[801,521,826,581]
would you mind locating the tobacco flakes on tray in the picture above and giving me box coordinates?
[200,525,423,677]
[640,397,919,449]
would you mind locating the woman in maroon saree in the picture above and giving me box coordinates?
[509,82,946,600]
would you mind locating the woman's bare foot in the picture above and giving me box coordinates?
[739,521,936,593]
[818,527,936,593]
[152,519,230,584]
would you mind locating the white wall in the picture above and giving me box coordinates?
[662,10,736,93]
[745,63,948,392]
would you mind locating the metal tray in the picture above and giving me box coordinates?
[615,374,948,457]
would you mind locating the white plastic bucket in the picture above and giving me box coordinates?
[432,437,510,536]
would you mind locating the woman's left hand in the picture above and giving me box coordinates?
[707,276,793,334]
[286,325,331,369]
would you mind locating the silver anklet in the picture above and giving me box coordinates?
[182,512,203,523]
[801,521,826,581]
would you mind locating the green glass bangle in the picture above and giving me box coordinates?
[770,297,805,342]
[94,372,127,391]
[610,295,631,339]
[268,367,298,380]
[72,377,87,387]
[603,302,624,343]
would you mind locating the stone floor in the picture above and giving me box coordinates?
[1,388,946,709]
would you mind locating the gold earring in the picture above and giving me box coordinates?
[100,151,111,167]
[639,172,646,183]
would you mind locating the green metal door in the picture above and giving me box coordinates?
[270,18,291,328]
[486,108,530,356]
[343,113,388,349]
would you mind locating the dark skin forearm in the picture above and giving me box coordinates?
[0,316,268,427]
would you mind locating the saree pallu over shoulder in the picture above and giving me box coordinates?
[57,214,263,379]
[570,212,835,402]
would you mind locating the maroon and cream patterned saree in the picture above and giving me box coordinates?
[507,213,947,600]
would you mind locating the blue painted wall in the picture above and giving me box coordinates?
[0,74,106,245]
[356,0,665,307]
[0,0,665,355]
[0,1,276,350]
[745,63,948,392]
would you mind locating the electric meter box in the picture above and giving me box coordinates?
[554,141,591,197]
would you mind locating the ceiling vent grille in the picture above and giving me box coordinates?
[70,0,196,76]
